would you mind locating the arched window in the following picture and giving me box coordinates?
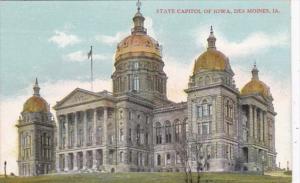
[155,122,162,144]
[165,121,172,143]
[205,76,210,85]
[166,153,171,164]
[157,154,161,166]
[197,99,213,118]
[225,100,233,118]
[174,120,181,142]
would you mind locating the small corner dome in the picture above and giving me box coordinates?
[193,26,231,74]
[22,78,49,113]
[23,96,48,113]
[241,64,271,98]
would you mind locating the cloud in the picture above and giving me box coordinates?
[94,17,156,46]
[48,31,81,48]
[194,26,289,59]
[64,51,109,62]
[95,31,128,45]
[0,78,111,175]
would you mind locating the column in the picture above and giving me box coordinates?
[83,111,87,147]
[264,112,268,146]
[103,108,108,145]
[64,154,69,171]
[93,109,97,145]
[83,151,87,169]
[58,118,61,149]
[56,154,60,172]
[259,110,264,143]
[253,106,257,141]
[93,150,98,169]
[73,152,78,171]
[65,114,69,149]
[103,149,107,166]
[74,112,78,147]
[248,105,253,141]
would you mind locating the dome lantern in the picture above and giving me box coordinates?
[207,26,216,50]
[251,62,259,80]
[131,0,147,35]
[33,77,40,97]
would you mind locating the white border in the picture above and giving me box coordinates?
[292,0,300,182]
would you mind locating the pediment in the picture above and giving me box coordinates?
[54,88,101,109]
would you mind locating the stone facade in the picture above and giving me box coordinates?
[17,4,277,175]
[16,79,56,176]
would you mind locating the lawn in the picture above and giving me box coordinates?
[0,172,292,183]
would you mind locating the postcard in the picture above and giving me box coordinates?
[0,0,296,183]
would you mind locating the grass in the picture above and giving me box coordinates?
[0,172,292,183]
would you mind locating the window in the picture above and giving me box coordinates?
[198,122,211,135]
[166,154,171,164]
[156,123,162,144]
[133,75,140,91]
[174,120,182,142]
[136,125,141,145]
[165,121,172,143]
[145,133,148,145]
[128,111,132,120]
[225,100,233,118]
[120,152,123,162]
[175,152,181,164]
[128,128,132,143]
[157,154,161,166]
[120,129,124,141]
[197,100,213,118]
[129,151,132,163]
[134,62,139,69]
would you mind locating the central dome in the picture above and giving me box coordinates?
[115,34,161,62]
[114,7,161,62]
[193,26,230,74]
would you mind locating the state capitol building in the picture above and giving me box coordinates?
[16,4,276,176]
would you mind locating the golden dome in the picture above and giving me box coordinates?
[23,96,48,113]
[241,65,271,98]
[115,34,161,62]
[193,49,228,74]
[193,26,230,74]
[115,7,161,62]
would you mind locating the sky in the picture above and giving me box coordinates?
[0,0,291,174]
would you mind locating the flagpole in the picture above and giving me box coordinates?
[90,45,93,91]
